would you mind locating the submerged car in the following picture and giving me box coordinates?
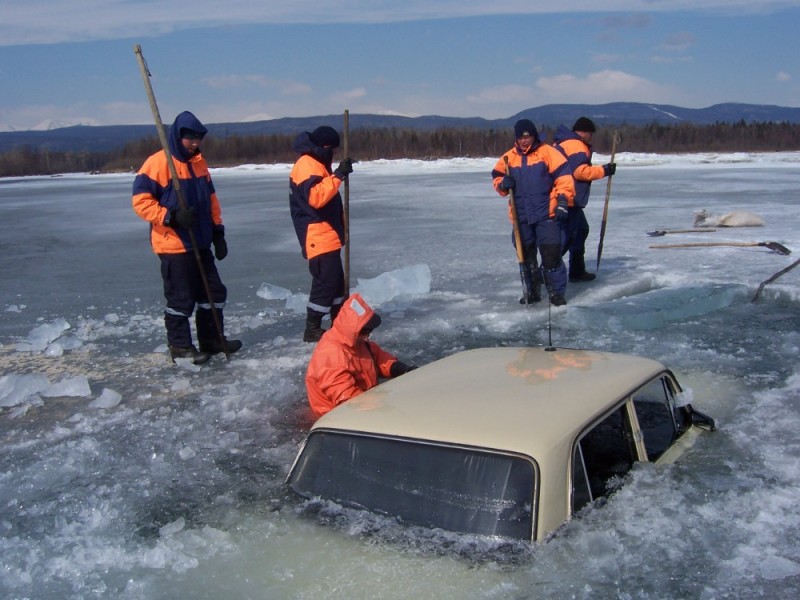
[286,347,715,541]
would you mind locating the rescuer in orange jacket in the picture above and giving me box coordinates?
[289,126,354,342]
[492,119,575,306]
[305,293,416,417]
[553,117,617,282]
[132,111,242,364]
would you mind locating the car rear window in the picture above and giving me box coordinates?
[288,431,537,540]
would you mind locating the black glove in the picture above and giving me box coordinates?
[555,195,569,223]
[499,175,516,191]
[604,162,617,177]
[333,158,354,179]
[212,229,228,261]
[390,361,417,377]
[167,206,196,229]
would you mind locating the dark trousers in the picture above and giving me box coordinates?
[159,250,227,347]
[307,250,345,315]
[564,207,591,275]
[515,219,568,295]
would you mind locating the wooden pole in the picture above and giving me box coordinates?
[752,258,800,302]
[343,109,350,297]
[596,131,620,272]
[649,240,791,255]
[504,156,528,300]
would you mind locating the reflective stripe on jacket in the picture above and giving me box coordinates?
[289,132,344,259]
[552,124,606,208]
[305,293,398,417]
[492,142,575,223]
[131,112,222,254]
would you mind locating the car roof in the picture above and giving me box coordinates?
[311,346,670,458]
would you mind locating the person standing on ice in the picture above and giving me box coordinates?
[492,119,575,306]
[305,293,416,417]
[553,117,616,283]
[132,111,242,365]
[289,125,353,342]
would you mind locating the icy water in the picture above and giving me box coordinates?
[1,153,800,599]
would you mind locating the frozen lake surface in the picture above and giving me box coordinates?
[1,152,800,599]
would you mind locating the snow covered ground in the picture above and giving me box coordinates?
[1,151,800,599]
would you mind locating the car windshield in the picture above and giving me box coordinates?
[288,431,537,539]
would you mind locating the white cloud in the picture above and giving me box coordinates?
[533,69,680,104]
[777,72,791,82]
[1,1,795,47]
[331,88,368,105]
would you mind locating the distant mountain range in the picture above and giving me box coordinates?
[2,102,799,154]
[0,117,102,132]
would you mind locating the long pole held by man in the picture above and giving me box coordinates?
[504,156,529,303]
[343,109,351,297]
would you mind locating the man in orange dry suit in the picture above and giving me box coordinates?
[132,111,242,365]
[553,117,617,282]
[305,293,416,417]
[492,119,575,306]
[289,126,354,342]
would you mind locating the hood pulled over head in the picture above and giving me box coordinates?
[329,293,381,346]
[168,111,208,162]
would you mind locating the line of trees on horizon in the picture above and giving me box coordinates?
[2,120,800,178]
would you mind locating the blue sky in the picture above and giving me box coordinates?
[1,1,799,131]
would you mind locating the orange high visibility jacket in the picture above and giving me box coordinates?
[289,132,344,260]
[552,124,606,208]
[305,293,399,417]
[132,112,222,254]
[491,142,574,223]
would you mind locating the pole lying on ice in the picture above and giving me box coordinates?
[596,131,620,272]
[646,228,717,236]
[342,109,351,297]
[133,44,229,360]
[649,240,791,255]
[504,156,529,302]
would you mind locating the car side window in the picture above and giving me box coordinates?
[571,443,593,513]
[632,376,681,461]
[572,404,636,512]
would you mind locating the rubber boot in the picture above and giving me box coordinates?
[542,267,568,306]
[569,254,596,282]
[169,345,211,365]
[195,307,243,356]
[199,337,243,356]
[165,313,210,364]
[519,261,543,304]
[303,309,325,343]
[531,264,543,301]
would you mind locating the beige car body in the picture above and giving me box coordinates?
[288,347,714,541]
